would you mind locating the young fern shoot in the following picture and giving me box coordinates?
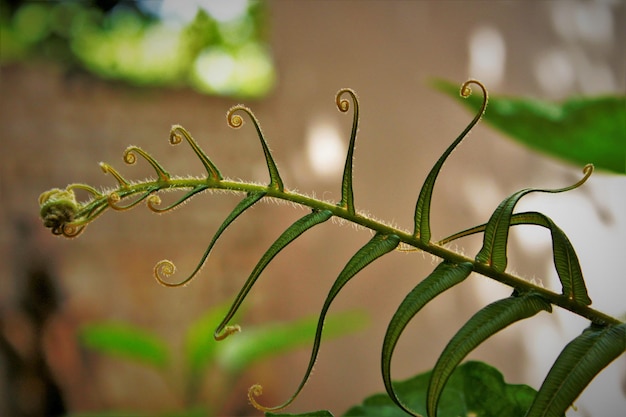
[39,80,625,416]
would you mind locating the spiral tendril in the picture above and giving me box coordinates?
[226,105,284,191]
[246,379,298,412]
[153,258,203,288]
[169,125,222,181]
[106,192,123,210]
[248,384,273,412]
[154,259,180,286]
[147,194,163,213]
[123,149,137,165]
[460,79,488,110]
[123,146,170,182]
[336,88,357,113]
[226,106,247,129]
[60,223,85,238]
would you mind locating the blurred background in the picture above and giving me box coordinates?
[1,0,624,416]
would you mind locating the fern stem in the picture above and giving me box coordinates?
[66,177,622,327]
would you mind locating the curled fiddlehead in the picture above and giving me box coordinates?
[123,146,171,182]
[37,80,624,416]
[38,119,226,237]
[39,188,84,237]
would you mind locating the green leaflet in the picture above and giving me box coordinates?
[80,322,169,369]
[214,209,333,340]
[227,105,284,191]
[475,165,592,273]
[440,211,591,305]
[336,88,359,215]
[516,212,591,305]
[347,361,539,417]
[526,323,626,417]
[169,125,223,181]
[155,191,266,287]
[123,146,171,182]
[252,233,400,413]
[427,293,552,417]
[433,79,626,174]
[381,261,473,417]
[414,80,487,243]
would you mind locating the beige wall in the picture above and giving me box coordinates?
[1,1,624,416]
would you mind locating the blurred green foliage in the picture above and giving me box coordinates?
[433,79,626,175]
[75,302,368,416]
[0,0,276,98]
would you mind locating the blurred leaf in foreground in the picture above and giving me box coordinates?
[80,322,169,369]
[215,309,369,373]
[433,79,626,174]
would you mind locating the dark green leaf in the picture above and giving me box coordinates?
[433,79,626,174]
[427,293,552,417]
[381,261,473,416]
[252,233,400,412]
[215,210,333,339]
[440,211,592,305]
[80,322,169,369]
[526,323,626,417]
[514,212,591,305]
[414,80,488,242]
[346,361,540,417]
[216,309,368,372]
[475,165,591,273]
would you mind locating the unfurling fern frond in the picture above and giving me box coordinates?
[39,80,624,416]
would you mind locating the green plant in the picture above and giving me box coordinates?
[39,80,625,416]
[72,303,366,417]
[0,0,275,98]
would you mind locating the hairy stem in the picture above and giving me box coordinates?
[68,177,621,327]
